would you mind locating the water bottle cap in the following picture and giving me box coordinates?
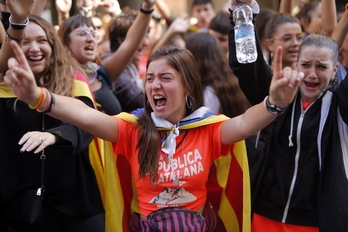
[229,0,260,14]
[233,5,253,23]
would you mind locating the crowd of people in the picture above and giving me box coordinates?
[0,0,347,231]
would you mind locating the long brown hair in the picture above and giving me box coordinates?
[137,46,204,183]
[29,15,77,97]
[185,32,250,117]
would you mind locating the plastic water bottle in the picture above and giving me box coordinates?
[233,4,257,63]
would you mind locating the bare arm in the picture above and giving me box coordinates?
[0,21,5,45]
[151,15,190,53]
[331,10,348,48]
[31,0,47,16]
[101,0,155,80]
[155,0,172,23]
[221,46,304,144]
[0,0,35,74]
[46,95,118,142]
[279,0,293,14]
[321,0,337,36]
[55,0,72,26]
[4,40,119,142]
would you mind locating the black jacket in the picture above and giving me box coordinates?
[228,12,348,232]
[0,89,103,216]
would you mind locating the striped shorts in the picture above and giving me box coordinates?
[140,207,208,232]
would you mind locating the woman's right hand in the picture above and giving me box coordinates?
[6,0,35,22]
[19,131,57,154]
[4,40,40,106]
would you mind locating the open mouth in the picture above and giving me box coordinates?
[27,55,44,63]
[304,81,319,89]
[154,95,166,108]
[84,45,94,51]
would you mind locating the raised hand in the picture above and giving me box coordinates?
[229,0,253,5]
[6,0,36,22]
[55,0,72,15]
[98,0,121,15]
[4,40,40,106]
[268,46,304,108]
[229,0,259,13]
[142,0,156,10]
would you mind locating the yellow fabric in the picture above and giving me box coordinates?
[214,140,251,232]
[96,112,251,232]
[0,79,93,99]
[0,82,16,98]
[89,138,125,232]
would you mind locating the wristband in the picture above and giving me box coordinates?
[5,30,25,43]
[29,87,45,109]
[9,16,29,30]
[140,3,154,15]
[37,89,56,114]
[264,96,287,115]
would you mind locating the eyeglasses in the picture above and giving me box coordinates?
[74,29,97,38]
[272,33,304,44]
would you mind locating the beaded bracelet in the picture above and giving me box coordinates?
[37,89,56,114]
[9,16,29,30]
[140,3,154,15]
[29,87,45,109]
[5,30,25,43]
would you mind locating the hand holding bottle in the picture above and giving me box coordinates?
[229,0,259,14]
[233,1,257,63]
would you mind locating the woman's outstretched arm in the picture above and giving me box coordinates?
[4,40,119,142]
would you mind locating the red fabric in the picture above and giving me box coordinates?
[226,143,244,230]
[252,213,319,232]
[302,101,311,110]
[116,155,133,232]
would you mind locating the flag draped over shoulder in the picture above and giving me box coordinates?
[89,109,251,232]
[207,140,251,232]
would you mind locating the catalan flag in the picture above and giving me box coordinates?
[89,111,251,232]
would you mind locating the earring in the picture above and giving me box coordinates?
[186,96,192,109]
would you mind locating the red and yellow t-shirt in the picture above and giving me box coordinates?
[113,116,232,216]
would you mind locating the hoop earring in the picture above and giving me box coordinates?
[186,96,192,109]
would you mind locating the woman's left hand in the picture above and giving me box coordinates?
[269,46,304,108]
[19,131,57,154]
